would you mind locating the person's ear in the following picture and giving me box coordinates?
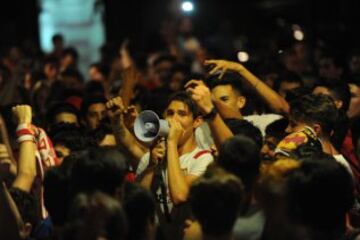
[193,116,203,129]
[236,96,246,109]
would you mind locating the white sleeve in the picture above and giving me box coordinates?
[188,153,214,176]
[136,152,150,177]
[195,123,214,149]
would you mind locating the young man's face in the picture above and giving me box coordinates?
[164,100,199,146]
[211,85,245,112]
[86,103,107,130]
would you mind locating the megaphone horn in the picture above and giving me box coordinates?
[134,110,169,143]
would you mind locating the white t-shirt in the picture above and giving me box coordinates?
[195,114,283,149]
[334,154,355,179]
[136,147,213,212]
[244,114,283,137]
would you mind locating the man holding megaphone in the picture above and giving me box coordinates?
[107,93,213,239]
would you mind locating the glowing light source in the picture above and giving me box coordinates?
[237,51,249,63]
[293,30,304,41]
[181,1,194,12]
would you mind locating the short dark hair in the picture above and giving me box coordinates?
[66,192,128,240]
[217,135,260,194]
[314,83,351,112]
[46,102,80,125]
[124,183,156,240]
[51,123,90,152]
[44,152,85,226]
[207,72,244,96]
[265,118,289,140]
[52,33,64,43]
[189,166,244,236]
[61,68,84,82]
[289,94,338,136]
[166,91,201,118]
[43,56,59,69]
[274,71,303,92]
[224,119,263,148]
[153,54,177,68]
[84,81,106,99]
[80,96,107,118]
[90,62,110,78]
[287,154,354,230]
[70,147,128,197]
[61,47,78,62]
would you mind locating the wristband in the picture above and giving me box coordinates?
[17,134,36,143]
[203,106,218,120]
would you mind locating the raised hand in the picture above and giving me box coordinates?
[204,59,245,79]
[185,80,214,115]
[149,138,166,166]
[106,97,126,125]
[12,105,32,125]
[123,105,138,130]
[167,119,184,144]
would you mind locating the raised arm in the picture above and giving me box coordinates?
[11,105,37,193]
[205,59,290,114]
[185,80,234,149]
[166,119,195,204]
[119,66,141,107]
[106,97,147,166]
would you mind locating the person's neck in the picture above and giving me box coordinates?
[203,233,233,240]
[177,135,197,156]
[320,137,339,155]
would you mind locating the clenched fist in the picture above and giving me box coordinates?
[106,97,126,125]
[12,105,32,125]
[185,80,214,115]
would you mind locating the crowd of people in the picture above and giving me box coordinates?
[1,16,360,240]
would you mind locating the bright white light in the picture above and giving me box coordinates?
[293,30,304,41]
[181,1,194,12]
[237,51,249,63]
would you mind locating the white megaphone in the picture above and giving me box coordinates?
[134,110,169,143]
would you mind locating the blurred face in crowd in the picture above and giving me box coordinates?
[61,54,76,70]
[154,60,173,86]
[44,63,58,80]
[278,81,302,98]
[89,66,105,82]
[169,71,186,92]
[261,136,279,161]
[318,58,343,80]
[211,84,245,112]
[54,112,78,125]
[86,103,107,130]
[164,100,201,146]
